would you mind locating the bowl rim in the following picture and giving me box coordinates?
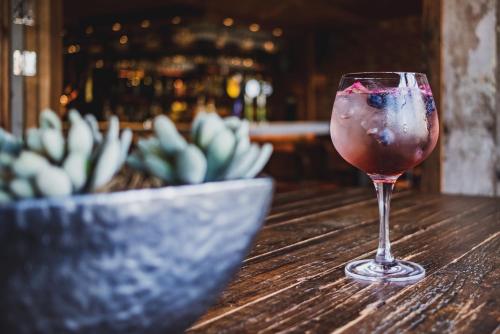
[0,177,274,211]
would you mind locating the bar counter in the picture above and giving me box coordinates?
[100,120,330,141]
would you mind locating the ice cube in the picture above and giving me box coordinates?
[361,112,385,131]
[333,95,356,119]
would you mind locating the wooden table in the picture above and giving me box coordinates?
[188,186,500,333]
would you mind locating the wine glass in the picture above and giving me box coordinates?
[330,72,439,284]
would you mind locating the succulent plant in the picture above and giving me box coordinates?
[0,109,132,202]
[127,113,273,185]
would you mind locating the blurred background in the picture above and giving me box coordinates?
[1,0,499,196]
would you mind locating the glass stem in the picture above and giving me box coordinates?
[373,181,395,265]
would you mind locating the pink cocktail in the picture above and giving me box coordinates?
[330,72,439,283]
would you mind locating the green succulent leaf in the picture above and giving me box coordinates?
[144,153,175,183]
[126,152,145,171]
[63,152,89,192]
[12,151,49,178]
[196,113,225,150]
[0,190,12,203]
[39,108,62,131]
[9,178,35,199]
[90,139,121,190]
[119,128,133,166]
[205,128,236,181]
[68,118,94,156]
[222,144,260,180]
[154,115,187,155]
[191,111,207,141]
[0,152,14,167]
[41,128,65,162]
[175,144,207,184]
[35,165,72,197]
[26,128,44,153]
[84,114,103,144]
[243,143,273,178]
[106,115,120,142]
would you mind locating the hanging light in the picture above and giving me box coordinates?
[272,28,283,37]
[119,35,128,45]
[223,17,234,27]
[85,26,94,35]
[141,19,151,28]
[243,58,253,67]
[249,23,260,32]
[171,16,182,25]
[112,22,122,31]
[240,38,254,51]
[263,41,275,53]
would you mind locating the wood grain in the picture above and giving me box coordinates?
[188,187,500,333]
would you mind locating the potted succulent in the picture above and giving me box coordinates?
[0,110,274,334]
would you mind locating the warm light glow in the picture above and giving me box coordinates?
[141,19,151,28]
[215,34,228,49]
[263,41,275,52]
[119,35,128,44]
[173,79,184,89]
[226,75,241,98]
[240,38,254,51]
[243,58,254,67]
[112,22,122,31]
[223,17,234,27]
[85,26,94,35]
[131,76,141,87]
[95,59,104,68]
[59,95,69,106]
[272,28,283,37]
[171,101,187,113]
[249,23,260,32]
[230,58,242,66]
[171,16,181,25]
[67,44,80,54]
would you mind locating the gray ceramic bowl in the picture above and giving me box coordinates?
[0,178,273,334]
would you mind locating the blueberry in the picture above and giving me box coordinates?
[367,94,386,109]
[424,96,435,116]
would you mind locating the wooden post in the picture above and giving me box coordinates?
[0,0,11,130]
[24,0,63,128]
[421,0,443,193]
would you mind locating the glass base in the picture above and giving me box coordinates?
[345,259,425,284]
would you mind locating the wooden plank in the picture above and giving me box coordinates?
[249,191,415,260]
[257,204,498,333]
[337,234,499,334]
[188,196,498,332]
[267,187,374,223]
[420,0,443,192]
[0,0,10,130]
[271,184,339,207]
[189,194,492,331]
